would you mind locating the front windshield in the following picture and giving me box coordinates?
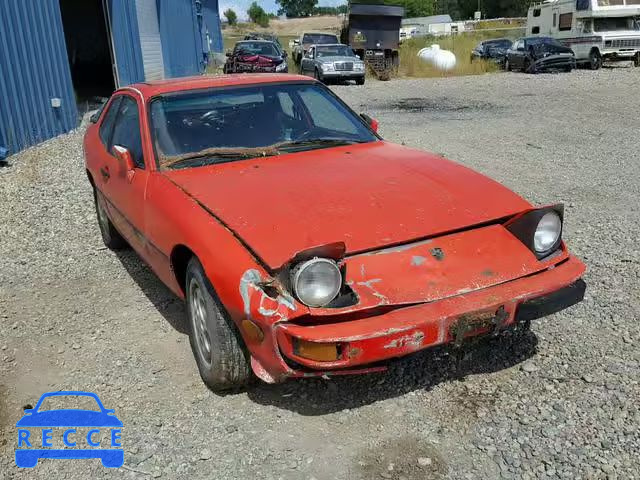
[316,45,355,57]
[234,42,279,56]
[594,17,640,32]
[151,83,378,170]
[303,33,339,44]
[485,39,512,49]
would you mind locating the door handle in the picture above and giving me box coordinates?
[100,166,110,181]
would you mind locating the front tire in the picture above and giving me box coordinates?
[313,68,324,83]
[94,188,127,250]
[634,52,640,67]
[589,49,602,70]
[356,76,365,85]
[186,257,251,391]
[505,58,511,71]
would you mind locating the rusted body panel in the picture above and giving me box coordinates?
[83,74,586,385]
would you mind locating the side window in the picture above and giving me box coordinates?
[297,88,358,135]
[559,13,573,31]
[531,26,540,34]
[99,97,122,147]
[110,96,144,168]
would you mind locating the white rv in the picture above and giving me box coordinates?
[526,0,640,68]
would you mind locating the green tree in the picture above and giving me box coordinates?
[247,1,270,26]
[223,8,238,25]
[276,0,319,18]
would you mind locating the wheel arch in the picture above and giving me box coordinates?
[170,244,197,296]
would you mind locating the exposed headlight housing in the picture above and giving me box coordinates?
[321,63,335,72]
[534,211,562,254]
[506,206,564,259]
[291,258,342,307]
[275,61,287,72]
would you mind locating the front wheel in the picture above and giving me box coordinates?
[313,68,324,83]
[634,52,640,67]
[589,49,602,70]
[356,76,365,85]
[186,257,251,391]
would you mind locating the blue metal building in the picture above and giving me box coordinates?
[0,0,222,160]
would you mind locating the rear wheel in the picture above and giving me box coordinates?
[186,257,251,391]
[589,49,602,70]
[94,188,127,250]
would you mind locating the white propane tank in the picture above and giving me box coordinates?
[417,44,457,71]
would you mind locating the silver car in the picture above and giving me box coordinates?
[300,44,366,85]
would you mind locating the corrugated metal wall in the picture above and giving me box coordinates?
[156,0,205,78]
[0,0,77,157]
[201,0,224,53]
[135,0,166,81]
[105,0,145,86]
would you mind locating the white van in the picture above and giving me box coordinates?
[526,0,640,68]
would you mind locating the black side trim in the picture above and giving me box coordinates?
[516,279,586,322]
[164,177,272,272]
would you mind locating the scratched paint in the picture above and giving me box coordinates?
[411,255,427,266]
[239,269,297,322]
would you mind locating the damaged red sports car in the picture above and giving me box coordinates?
[84,74,586,390]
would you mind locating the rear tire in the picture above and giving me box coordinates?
[186,257,251,392]
[94,188,127,250]
[589,49,602,70]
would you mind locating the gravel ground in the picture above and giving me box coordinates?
[1,68,639,480]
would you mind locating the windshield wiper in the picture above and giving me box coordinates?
[162,147,279,169]
[276,138,364,152]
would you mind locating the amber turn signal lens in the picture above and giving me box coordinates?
[241,319,264,343]
[293,339,339,362]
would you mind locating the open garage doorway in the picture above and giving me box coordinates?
[59,0,115,104]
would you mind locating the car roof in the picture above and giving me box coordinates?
[314,43,349,47]
[303,31,339,36]
[122,74,314,97]
[237,39,274,44]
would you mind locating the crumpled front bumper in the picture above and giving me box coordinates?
[260,255,585,381]
[529,54,576,71]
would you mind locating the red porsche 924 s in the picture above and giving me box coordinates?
[84,74,586,390]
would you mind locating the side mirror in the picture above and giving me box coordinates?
[360,113,378,133]
[23,408,34,415]
[225,50,232,57]
[282,51,288,58]
[112,145,136,173]
[90,112,101,124]
[293,39,300,46]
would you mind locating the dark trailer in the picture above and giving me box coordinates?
[342,3,404,80]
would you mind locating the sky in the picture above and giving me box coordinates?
[219,0,346,20]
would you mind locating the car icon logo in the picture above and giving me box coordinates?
[15,391,123,468]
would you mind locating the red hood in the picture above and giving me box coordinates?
[164,142,531,269]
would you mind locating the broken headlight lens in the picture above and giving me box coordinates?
[291,258,342,307]
[534,211,562,254]
[276,61,288,72]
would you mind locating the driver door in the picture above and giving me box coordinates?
[102,95,150,256]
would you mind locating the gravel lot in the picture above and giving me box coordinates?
[1,69,638,480]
